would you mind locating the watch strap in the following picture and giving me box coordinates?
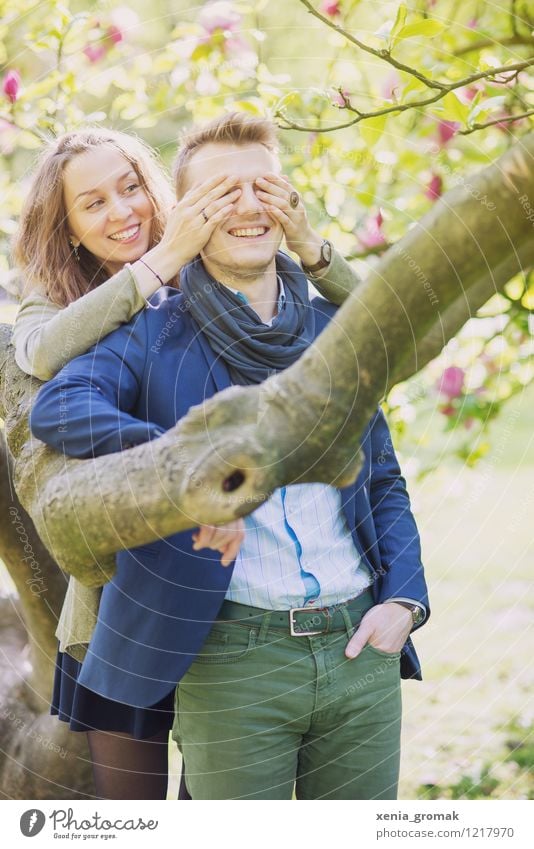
[302,239,332,274]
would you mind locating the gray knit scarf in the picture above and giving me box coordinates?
[180,251,314,385]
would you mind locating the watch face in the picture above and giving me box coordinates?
[413,607,424,625]
[322,241,332,264]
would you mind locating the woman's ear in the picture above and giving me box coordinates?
[69,236,81,248]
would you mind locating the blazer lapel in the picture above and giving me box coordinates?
[339,484,355,529]
[193,321,233,393]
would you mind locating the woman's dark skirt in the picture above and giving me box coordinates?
[51,650,174,739]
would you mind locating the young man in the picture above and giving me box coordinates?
[30,113,429,800]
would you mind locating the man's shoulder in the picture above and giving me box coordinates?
[310,295,338,335]
[310,295,338,317]
[102,287,192,345]
[146,286,190,320]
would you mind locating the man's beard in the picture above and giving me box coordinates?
[205,252,277,285]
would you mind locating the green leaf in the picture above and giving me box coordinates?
[468,95,506,122]
[359,113,387,148]
[396,19,445,40]
[439,91,470,123]
[390,3,408,46]
[399,76,428,102]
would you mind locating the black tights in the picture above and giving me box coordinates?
[86,729,190,800]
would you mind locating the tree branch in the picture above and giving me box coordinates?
[459,108,534,134]
[276,59,534,132]
[2,134,533,584]
[298,0,448,92]
[280,3,534,133]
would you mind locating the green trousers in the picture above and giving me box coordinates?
[173,590,402,800]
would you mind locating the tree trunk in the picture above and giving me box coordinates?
[0,432,94,798]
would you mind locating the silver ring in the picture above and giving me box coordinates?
[201,208,209,222]
[289,191,300,209]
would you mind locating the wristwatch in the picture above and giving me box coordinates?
[302,239,332,274]
[394,601,425,628]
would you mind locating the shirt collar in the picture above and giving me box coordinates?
[220,276,286,326]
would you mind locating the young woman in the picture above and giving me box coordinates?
[12,128,244,800]
[13,125,364,800]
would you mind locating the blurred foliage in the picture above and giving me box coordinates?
[0,0,532,470]
[416,716,534,799]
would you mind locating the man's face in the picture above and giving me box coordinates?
[182,142,284,282]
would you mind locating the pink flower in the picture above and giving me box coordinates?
[332,88,350,108]
[224,35,258,68]
[106,24,123,45]
[2,70,21,104]
[83,43,107,62]
[381,73,400,101]
[321,1,341,16]
[461,87,478,102]
[468,17,478,29]
[437,366,465,400]
[200,1,241,34]
[437,119,459,146]
[356,210,386,250]
[109,7,139,35]
[425,173,443,201]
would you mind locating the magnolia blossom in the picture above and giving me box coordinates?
[109,7,139,34]
[106,24,123,45]
[321,0,341,16]
[2,70,21,104]
[437,119,459,146]
[332,88,350,108]
[196,70,220,96]
[381,73,400,101]
[356,210,386,250]
[83,43,107,63]
[224,36,258,70]
[437,366,465,399]
[200,1,241,34]
[425,173,443,201]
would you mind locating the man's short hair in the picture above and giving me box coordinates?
[173,111,279,197]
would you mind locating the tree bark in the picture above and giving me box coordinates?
[0,432,94,798]
[1,133,532,587]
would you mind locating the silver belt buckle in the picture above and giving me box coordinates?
[289,605,325,637]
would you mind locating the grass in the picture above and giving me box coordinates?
[398,392,533,799]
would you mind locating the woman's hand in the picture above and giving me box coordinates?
[255,173,324,269]
[192,518,245,567]
[144,174,241,282]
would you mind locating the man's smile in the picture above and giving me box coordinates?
[227,226,270,238]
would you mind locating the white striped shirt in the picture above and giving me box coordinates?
[226,483,372,610]
[223,277,371,610]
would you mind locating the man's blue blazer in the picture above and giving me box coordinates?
[30,288,430,707]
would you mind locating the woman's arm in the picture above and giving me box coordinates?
[305,245,364,305]
[14,173,244,381]
[13,266,151,381]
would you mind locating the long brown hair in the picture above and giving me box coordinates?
[13,128,174,306]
